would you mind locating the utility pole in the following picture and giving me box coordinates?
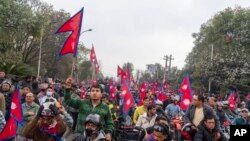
[163,55,168,81]
[168,54,174,77]
[208,44,214,95]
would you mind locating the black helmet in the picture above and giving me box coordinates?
[85,114,102,127]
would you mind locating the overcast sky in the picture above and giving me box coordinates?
[43,0,250,77]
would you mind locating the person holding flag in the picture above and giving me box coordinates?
[63,77,114,141]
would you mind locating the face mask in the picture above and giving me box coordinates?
[85,128,93,137]
[46,92,53,97]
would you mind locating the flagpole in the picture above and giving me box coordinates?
[71,58,75,77]
[37,25,44,79]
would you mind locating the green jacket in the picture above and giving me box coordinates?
[64,89,114,133]
[22,102,40,122]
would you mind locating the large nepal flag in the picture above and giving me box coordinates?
[121,84,135,113]
[90,45,99,73]
[56,8,83,57]
[179,75,193,110]
[0,86,23,140]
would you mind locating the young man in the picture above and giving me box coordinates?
[133,96,152,124]
[194,114,228,141]
[136,105,157,129]
[64,82,114,141]
[73,114,106,141]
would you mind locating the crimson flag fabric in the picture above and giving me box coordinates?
[90,45,99,73]
[138,83,146,106]
[109,80,116,100]
[80,87,86,99]
[117,66,123,76]
[179,76,193,110]
[122,84,134,113]
[228,91,236,110]
[11,87,23,124]
[117,66,127,83]
[0,116,17,140]
[56,8,83,57]
[157,91,168,101]
[0,86,23,140]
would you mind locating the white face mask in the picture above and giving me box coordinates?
[46,92,53,97]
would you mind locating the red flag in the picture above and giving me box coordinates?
[117,66,128,83]
[179,76,192,110]
[80,87,86,99]
[138,83,146,106]
[11,88,23,124]
[56,8,83,57]
[117,66,123,76]
[228,91,236,110]
[109,80,116,100]
[0,116,17,140]
[157,91,168,101]
[90,45,99,73]
[122,84,134,113]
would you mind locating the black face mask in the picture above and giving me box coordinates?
[85,128,94,137]
[156,108,162,112]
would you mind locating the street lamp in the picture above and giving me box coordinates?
[80,29,92,35]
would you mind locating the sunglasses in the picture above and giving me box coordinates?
[154,124,168,133]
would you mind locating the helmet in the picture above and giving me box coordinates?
[181,123,194,140]
[85,114,102,127]
[41,102,55,117]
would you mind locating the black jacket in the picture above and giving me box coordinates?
[184,104,220,132]
[194,123,228,141]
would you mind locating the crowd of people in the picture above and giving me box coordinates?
[0,69,250,141]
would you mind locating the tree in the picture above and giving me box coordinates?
[186,7,250,95]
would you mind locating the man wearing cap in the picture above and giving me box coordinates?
[233,108,250,125]
[0,79,13,119]
[63,78,114,141]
